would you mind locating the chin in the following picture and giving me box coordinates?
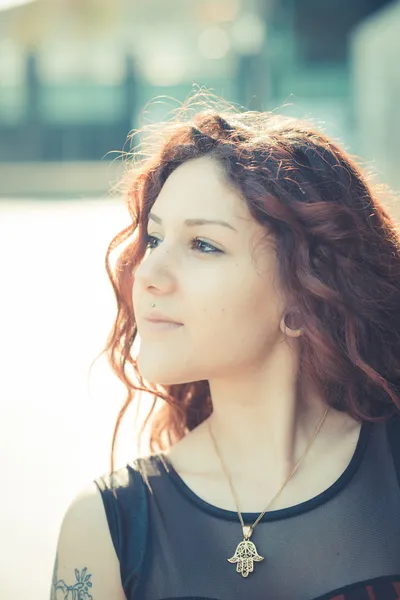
[137,354,191,386]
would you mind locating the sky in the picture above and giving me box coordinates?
[0,0,36,11]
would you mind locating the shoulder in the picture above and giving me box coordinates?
[57,482,115,558]
[53,482,126,600]
[62,480,108,528]
[95,462,137,495]
[93,460,149,546]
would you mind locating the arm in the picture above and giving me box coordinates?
[50,483,126,600]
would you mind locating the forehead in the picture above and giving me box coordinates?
[152,156,249,223]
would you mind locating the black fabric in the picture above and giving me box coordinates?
[388,412,400,490]
[94,461,148,598]
[95,415,400,600]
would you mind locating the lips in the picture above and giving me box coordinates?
[142,320,183,332]
[140,310,184,334]
[144,310,183,325]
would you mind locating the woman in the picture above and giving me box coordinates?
[50,100,400,600]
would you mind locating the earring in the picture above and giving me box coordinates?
[151,303,156,308]
[280,309,303,338]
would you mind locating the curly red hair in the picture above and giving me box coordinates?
[99,97,400,471]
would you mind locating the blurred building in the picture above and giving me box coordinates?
[0,0,241,164]
[261,0,392,139]
[0,0,396,194]
[351,0,400,192]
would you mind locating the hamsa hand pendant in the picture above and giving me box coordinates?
[227,529,264,578]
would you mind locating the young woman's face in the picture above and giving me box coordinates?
[132,156,287,385]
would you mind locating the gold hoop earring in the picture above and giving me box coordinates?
[280,310,303,338]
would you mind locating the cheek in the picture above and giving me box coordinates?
[211,261,283,323]
[135,258,285,384]
[190,269,284,355]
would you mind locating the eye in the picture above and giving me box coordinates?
[145,234,222,254]
[145,234,160,250]
[190,238,222,254]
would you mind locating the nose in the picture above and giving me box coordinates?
[134,245,177,296]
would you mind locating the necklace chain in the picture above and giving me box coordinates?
[208,406,329,536]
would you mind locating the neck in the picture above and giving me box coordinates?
[206,342,330,480]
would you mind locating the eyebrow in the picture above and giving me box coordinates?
[148,212,238,232]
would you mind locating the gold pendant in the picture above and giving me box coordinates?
[227,526,264,578]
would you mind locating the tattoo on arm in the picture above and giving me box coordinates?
[50,552,93,599]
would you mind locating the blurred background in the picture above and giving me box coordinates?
[0,0,399,598]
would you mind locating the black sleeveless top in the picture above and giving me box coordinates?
[95,416,400,600]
